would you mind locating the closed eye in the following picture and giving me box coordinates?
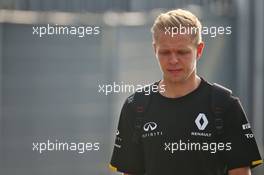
[159,50,170,55]
[177,50,190,55]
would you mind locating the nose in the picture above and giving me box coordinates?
[169,53,179,64]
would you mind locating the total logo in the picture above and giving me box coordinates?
[191,113,212,137]
[142,122,163,138]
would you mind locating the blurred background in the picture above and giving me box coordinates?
[0,0,263,174]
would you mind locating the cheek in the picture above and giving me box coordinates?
[158,57,165,66]
[181,55,196,68]
[157,58,168,70]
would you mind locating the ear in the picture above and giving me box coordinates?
[196,42,204,60]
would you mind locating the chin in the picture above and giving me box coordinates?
[165,76,186,84]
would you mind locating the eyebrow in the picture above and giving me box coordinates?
[159,46,191,50]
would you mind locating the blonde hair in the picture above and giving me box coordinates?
[151,9,202,45]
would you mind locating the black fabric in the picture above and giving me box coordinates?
[219,98,263,170]
[110,78,262,175]
[110,95,145,174]
[211,83,232,135]
[132,85,155,144]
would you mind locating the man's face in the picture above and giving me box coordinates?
[153,32,204,84]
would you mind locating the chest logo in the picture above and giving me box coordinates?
[195,113,208,130]
[143,122,157,131]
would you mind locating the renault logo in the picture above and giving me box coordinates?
[143,122,157,131]
[195,113,208,130]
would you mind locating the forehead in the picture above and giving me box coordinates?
[154,32,194,48]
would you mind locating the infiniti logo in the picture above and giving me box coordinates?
[143,122,157,131]
[195,113,208,130]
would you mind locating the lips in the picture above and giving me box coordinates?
[167,68,183,74]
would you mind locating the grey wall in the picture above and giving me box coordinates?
[1,23,113,175]
[0,0,235,13]
[0,23,3,173]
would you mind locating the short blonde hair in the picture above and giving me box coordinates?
[151,9,202,45]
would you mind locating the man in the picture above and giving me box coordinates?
[109,9,263,175]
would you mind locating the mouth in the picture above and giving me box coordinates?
[167,68,183,74]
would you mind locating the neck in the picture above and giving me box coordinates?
[159,75,201,98]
